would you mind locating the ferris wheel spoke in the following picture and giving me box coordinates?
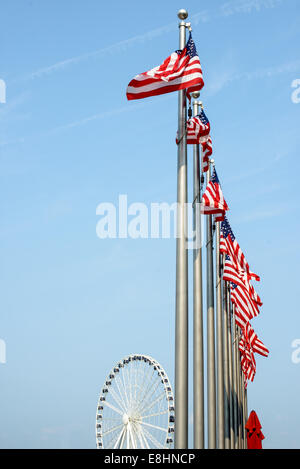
[128,425,136,449]
[127,363,135,410]
[105,427,124,449]
[136,367,156,410]
[137,375,162,414]
[134,363,139,404]
[139,361,154,397]
[123,365,132,410]
[120,427,127,449]
[109,386,127,414]
[101,423,124,437]
[113,427,125,449]
[135,428,145,449]
[141,409,169,419]
[142,427,165,449]
[140,421,167,432]
[114,375,129,411]
[103,400,123,416]
[116,372,131,410]
[130,363,137,407]
[100,417,121,421]
[136,373,155,409]
[126,425,130,449]
[140,425,150,449]
[138,391,166,415]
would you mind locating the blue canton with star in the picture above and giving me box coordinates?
[175,33,198,58]
[211,169,220,184]
[198,109,209,125]
[221,216,236,240]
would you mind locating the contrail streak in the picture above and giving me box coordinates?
[19,0,288,81]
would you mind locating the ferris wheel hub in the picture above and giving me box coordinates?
[122,413,129,425]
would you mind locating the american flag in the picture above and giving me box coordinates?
[201,168,229,222]
[239,335,256,383]
[230,282,260,321]
[244,323,269,358]
[223,255,262,308]
[234,307,248,330]
[186,109,210,144]
[176,109,210,145]
[126,33,204,100]
[220,216,260,281]
[200,135,212,173]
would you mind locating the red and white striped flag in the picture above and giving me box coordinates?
[223,255,262,308]
[201,168,229,222]
[230,282,260,320]
[186,109,210,144]
[176,108,210,145]
[220,216,260,282]
[244,323,269,358]
[200,135,212,173]
[126,33,204,100]
[239,335,256,383]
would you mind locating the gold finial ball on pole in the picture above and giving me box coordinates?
[191,91,200,99]
[177,9,188,20]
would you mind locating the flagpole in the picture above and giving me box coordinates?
[244,387,248,448]
[192,95,204,449]
[238,329,243,449]
[206,159,216,448]
[227,287,235,448]
[223,277,230,449]
[232,310,239,449]
[240,366,245,449]
[215,220,225,448]
[175,8,189,449]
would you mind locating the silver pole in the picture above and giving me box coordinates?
[232,311,239,449]
[240,366,245,449]
[227,289,234,448]
[175,8,189,449]
[215,222,225,448]
[237,328,242,449]
[206,160,216,448]
[244,388,248,449]
[192,96,204,449]
[223,278,230,449]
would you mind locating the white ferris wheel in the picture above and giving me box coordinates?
[95,354,175,449]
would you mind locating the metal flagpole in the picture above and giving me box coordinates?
[206,159,216,448]
[244,387,248,449]
[175,8,189,449]
[232,310,239,449]
[215,220,225,448]
[223,277,230,449]
[192,95,204,449]
[240,366,245,449]
[227,287,234,448]
[237,329,243,449]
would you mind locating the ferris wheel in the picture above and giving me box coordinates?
[95,354,175,449]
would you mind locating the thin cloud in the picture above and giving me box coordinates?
[219,0,286,17]
[206,59,300,97]
[236,204,288,223]
[18,0,289,82]
[0,101,145,147]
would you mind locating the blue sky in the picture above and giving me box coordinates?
[0,0,300,449]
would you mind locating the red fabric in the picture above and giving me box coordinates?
[245,410,265,449]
